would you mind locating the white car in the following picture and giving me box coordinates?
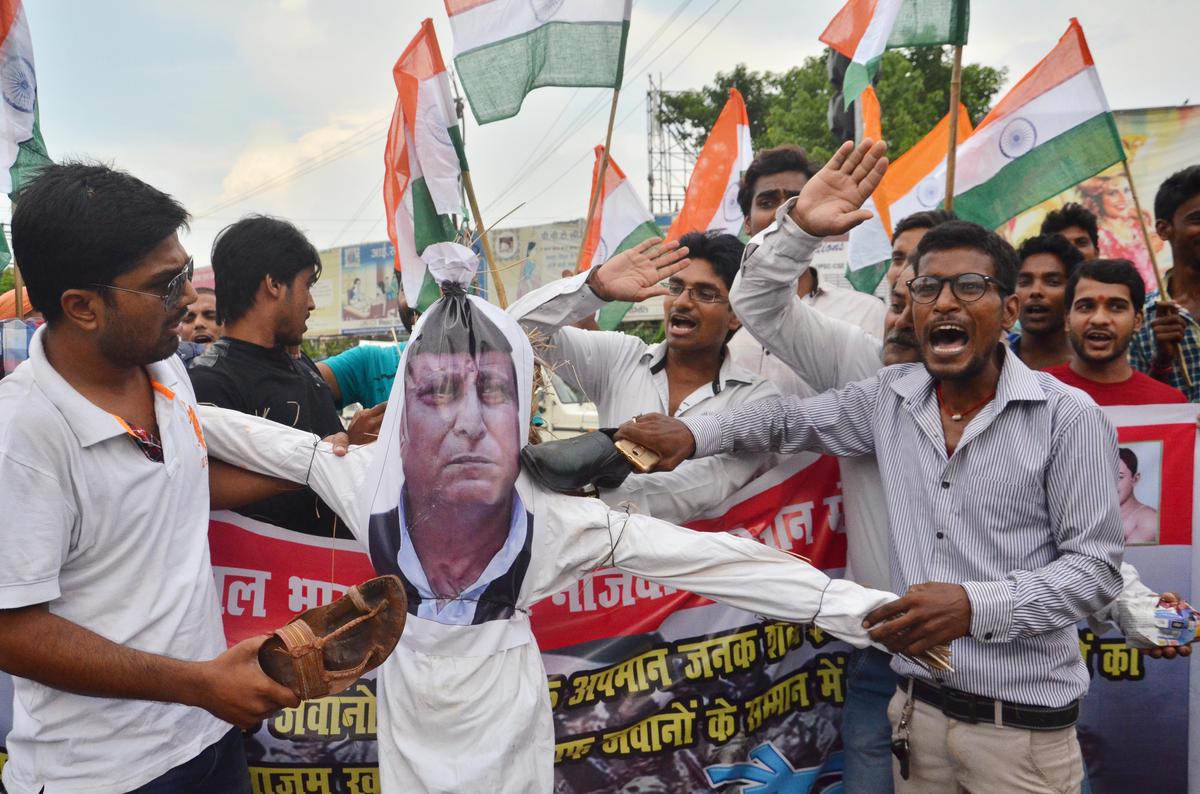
[535,366,599,441]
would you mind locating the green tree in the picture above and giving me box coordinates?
[659,48,1006,165]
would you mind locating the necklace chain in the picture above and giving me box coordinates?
[935,384,995,422]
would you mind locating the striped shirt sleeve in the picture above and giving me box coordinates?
[680,378,881,459]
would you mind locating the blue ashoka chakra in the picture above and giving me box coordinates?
[420,102,454,147]
[594,237,609,265]
[530,0,565,23]
[916,176,942,208]
[999,117,1037,160]
[721,182,742,223]
[2,55,34,114]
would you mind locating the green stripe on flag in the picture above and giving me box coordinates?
[890,0,970,48]
[409,176,459,312]
[842,58,878,109]
[595,220,661,331]
[415,269,441,312]
[411,177,458,251]
[953,115,1124,231]
[0,228,11,272]
[846,259,889,295]
[448,125,469,174]
[456,21,629,124]
[9,105,50,200]
[596,300,632,331]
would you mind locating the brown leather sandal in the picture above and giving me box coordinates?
[258,574,408,700]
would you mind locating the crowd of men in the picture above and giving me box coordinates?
[0,138,1196,793]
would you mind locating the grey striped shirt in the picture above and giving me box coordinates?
[683,346,1124,708]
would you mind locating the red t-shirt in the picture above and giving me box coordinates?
[1045,364,1189,405]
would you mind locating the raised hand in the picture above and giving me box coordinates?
[790,139,889,237]
[588,237,690,303]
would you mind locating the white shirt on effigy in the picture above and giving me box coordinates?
[396,490,528,625]
[198,405,902,794]
[0,328,228,794]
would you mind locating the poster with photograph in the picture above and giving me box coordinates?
[1077,404,1198,794]
[998,106,1200,291]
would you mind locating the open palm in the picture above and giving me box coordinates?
[790,139,889,237]
[590,237,691,303]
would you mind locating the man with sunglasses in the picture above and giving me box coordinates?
[614,141,1124,792]
[507,230,779,524]
[0,163,299,793]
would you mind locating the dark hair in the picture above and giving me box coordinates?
[1039,202,1099,248]
[1017,234,1084,279]
[194,286,216,297]
[1154,165,1200,223]
[911,220,1018,293]
[11,162,188,323]
[1118,447,1139,476]
[211,215,321,325]
[676,230,745,291]
[1064,258,1145,313]
[893,209,957,238]
[736,145,815,218]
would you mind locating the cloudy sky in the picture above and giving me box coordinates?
[15,0,1198,268]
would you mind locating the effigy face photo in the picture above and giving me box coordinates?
[367,259,534,627]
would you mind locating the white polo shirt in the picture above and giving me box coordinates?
[0,327,228,794]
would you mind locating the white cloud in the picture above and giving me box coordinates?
[215,112,385,204]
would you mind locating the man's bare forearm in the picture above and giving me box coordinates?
[0,605,208,707]
[209,458,302,511]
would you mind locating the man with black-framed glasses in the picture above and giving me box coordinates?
[0,163,300,793]
[617,210,1125,791]
[507,230,780,524]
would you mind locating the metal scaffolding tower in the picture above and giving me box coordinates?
[646,74,696,217]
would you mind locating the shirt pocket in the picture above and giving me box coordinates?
[957,476,1051,564]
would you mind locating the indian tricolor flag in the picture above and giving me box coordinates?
[666,88,753,241]
[576,146,660,330]
[847,103,975,292]
[945,18,1125,230]
[384,19,468,312]
[821,0,969,107]
[0,0,47,196]
[446,0,631,125]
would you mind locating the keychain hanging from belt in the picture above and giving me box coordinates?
[891,679,915,781]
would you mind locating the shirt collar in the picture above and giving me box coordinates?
[890,343,1048,412]
[396,488,528,603]
[642,341,755,393]
[28,326,186,449]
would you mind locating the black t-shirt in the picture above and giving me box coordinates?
[191,337,351,539]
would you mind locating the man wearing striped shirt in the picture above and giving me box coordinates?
[616,140,1124,794]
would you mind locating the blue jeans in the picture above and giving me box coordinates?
[841,646,899,794]
[129,727,252,793]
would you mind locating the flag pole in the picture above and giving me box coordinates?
[943,44,964,210]
[581,87,621,267]
[461,168,507,308]
[451,79,508,309]
[1121,157,1191,386]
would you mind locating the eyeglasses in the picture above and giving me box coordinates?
[906,273,1007,304]
[666,280,728,304]
[91,258,194,310]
